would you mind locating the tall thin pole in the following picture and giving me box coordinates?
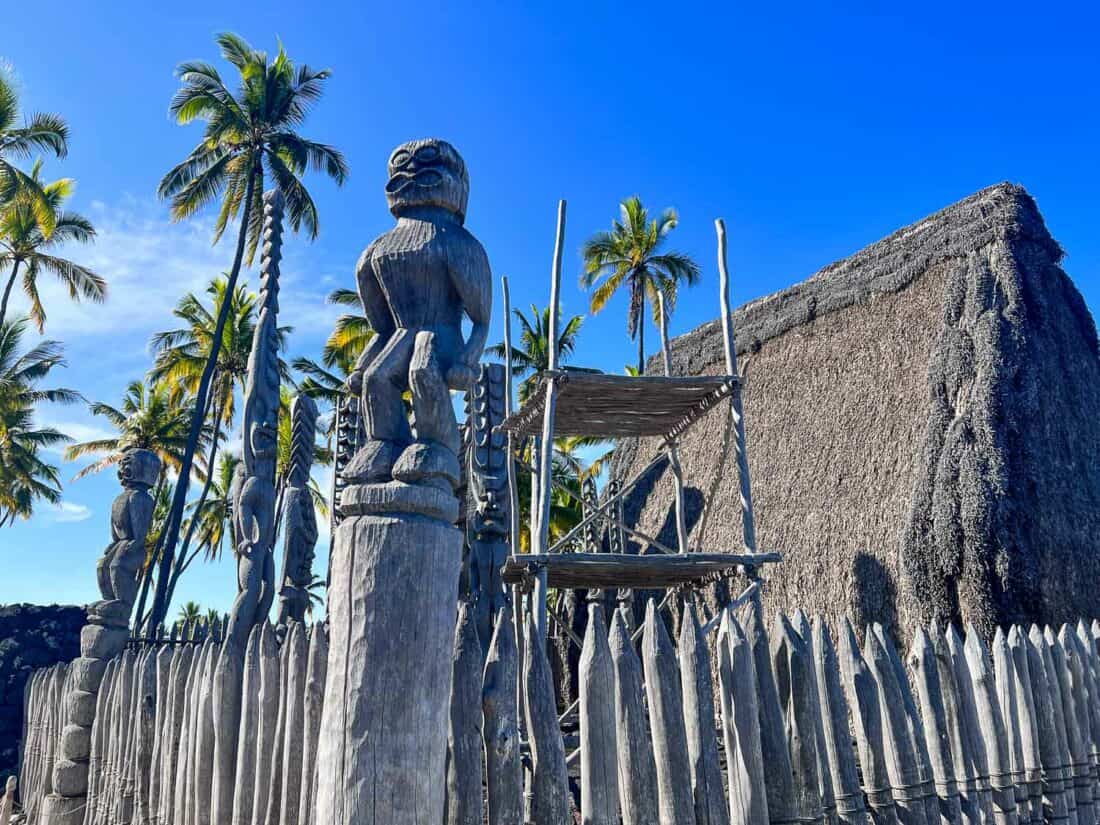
[715,218,758,556]
[657,292,689,554]
[534,199,566,641]
[502,276,519,555]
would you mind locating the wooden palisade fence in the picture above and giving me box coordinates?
[16,605,1100,825]
[19,619,326,825]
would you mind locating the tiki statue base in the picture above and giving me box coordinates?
[315,487,461,825]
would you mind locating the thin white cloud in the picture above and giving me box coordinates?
[43,501,93,523]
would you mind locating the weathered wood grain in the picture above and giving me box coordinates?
[680,602,729,825]
[610,607,659,825]
[483,607,523,825]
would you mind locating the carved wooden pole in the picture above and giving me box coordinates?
[316,139,489,825]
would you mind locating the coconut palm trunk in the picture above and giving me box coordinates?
[0,259,21,328]
[149,165,257,629]
[636,288,646,375]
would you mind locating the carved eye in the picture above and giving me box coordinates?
[390,149,412,169]
[414,145,440,163]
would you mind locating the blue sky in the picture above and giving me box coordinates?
[1,1,1098,616]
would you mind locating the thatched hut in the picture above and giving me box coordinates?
[610,183,1100,640]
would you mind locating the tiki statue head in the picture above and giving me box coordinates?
[117,449,160,491]
[385,138,469,222]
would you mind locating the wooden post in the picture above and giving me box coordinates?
[447,603,485,825]
[773,615,824,825]
[610,607,660,825]
[280,623,308,825]
[1007,627,1043,825]
[299,624,328,825]
[523,614,571,825]
[718,609,769,825]
[1,776,15,825]
[149,644,173,824]
[679,601,729,825]
[580,603,619,825]
[837,619,898,825]
[1023,625,1072,825]
[657,292,689,554]
[483,608,522,825]
[963,626,1018,825]
[714,218,757,556]
[793,611,838,825]
[992,628,1030,825]
[502,275,519,556]
[1055,625,1095,825]
[534,200,567,641]
[231,628,263,825]
[812,617,868,825]
[740,599,799,825]
[251,623,280,825]
[1071,621,1100,817]
[908,627,962,825]
[642,599,695,825]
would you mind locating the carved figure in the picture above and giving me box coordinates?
[226,190,283,650]
[277,394,320,627]
[467,363,511,648]
[93,449,160,621]
[344,138,492,492]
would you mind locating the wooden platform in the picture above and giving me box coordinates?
[499,370,738,440]
[502,551,782,590]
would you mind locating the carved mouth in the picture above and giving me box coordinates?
[386,168,445,195]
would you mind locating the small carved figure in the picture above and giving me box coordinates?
[276,394,320,627]
[467,363,510,647]
[345,138,492,494]
[93,449,160,623]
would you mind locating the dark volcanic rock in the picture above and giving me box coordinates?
[0,603,84,783]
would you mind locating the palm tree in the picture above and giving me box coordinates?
[321,287,373,371]
[304,573,325,617]
[0,318,80,526]
[177,601,202,626]
[0,69,69,236]
[0,159,104,330]
[153,33,347,630]
[64,380,201,480]
[486,303,584,403]
[580,196,700,374]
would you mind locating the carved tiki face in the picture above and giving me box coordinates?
[117,449,160,491]
[385,138,469,223]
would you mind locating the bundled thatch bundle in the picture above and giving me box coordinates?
[611,183,1100,640]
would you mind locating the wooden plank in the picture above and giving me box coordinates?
[642,599,695,825]
[523,613,571,825]
[299,624,328,825]
[231,628,262,825]
[679,602,729,825]
[483,607,522,825]
[1055,625,1096,825]
[502,552,782,590]
[610,607,660,825]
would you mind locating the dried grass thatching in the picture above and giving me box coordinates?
[611,183,1100,641]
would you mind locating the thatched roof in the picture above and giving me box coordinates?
[610,183,1100,639]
